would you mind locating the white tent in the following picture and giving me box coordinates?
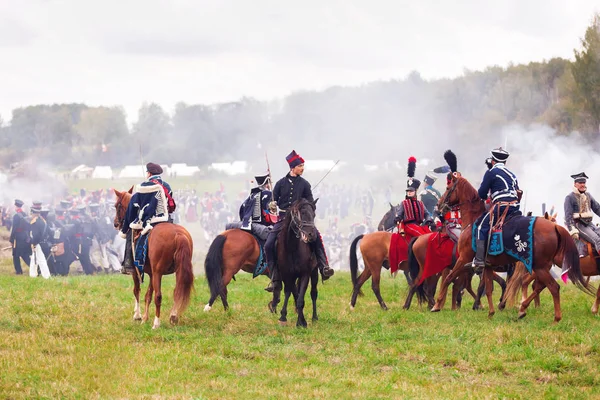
[71,164,93,179]
[92,166,113,179]
[118,165,146,179]
[168,163,201,177]
[209,161,248,175]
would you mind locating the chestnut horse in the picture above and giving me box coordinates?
[432,176,592,322]
[203,229,263,311]
[113,188,194,329]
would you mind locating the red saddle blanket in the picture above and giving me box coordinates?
[419,232,456,285]
[389,233,409,274]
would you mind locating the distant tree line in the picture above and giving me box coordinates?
[0,14,598,169]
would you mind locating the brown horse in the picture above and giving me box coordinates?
[113,188,195,329]
[432,176,592,322]
[203,229,262,311]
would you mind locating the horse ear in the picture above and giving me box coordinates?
[544,211,549,220]
[313,198,319,206]
[389,202,394,209]
[128,186,134,194]
[113,189,121,197]
[553,212,558,219]
[527,211,532,217]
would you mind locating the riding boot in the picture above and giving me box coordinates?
[472,239,487,272]
[121,230,135,275]
[315,243,334,281]
[264,262,278,292]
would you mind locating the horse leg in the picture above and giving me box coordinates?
[432,259,467,312]
[403,285,416,310]
[350,268,372,310]
[310,269,319,322]
[437,270,449,309]
[296,274,310,328]
[483,267,496,317]
[521,274,534,306]
[518,277,548,320]
[464,271,480,309]
[536,267,561,322]
[591,282,600,315]
[142,276,154,323]
[474,274,484,310]
[370,264,387,311]
[278,282,292,325]
[493,273,507,310]
[152,273,163,329]
[132,274,142,321]
[269,279,283,314]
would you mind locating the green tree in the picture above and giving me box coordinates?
[571,13,600,133]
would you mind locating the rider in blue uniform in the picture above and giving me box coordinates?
[263,150,334,292]
[239,173,277,231]
[474,147,522,268]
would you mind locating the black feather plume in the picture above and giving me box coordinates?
[443,150,457,173]
[407,156,416,178]
[433,165,451,174]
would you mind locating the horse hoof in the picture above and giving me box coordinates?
[381,305,388,311]
[312,317,319,322]
[278,320,287,326]
[518,312,527,319]
[152,317,160,329]
[488,311,495,318]
[554,317,562,323]
[170,315,179,325]
[498,303,505,311]
[430,307,440,313]
[203,304,212,312]
[133,315,142,321]
[268,302,277,314]
[591,307,598,315]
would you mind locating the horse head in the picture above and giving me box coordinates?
[288,198,318,243]
[378,203,401,231]
[438,175,484,224]
[113,186,133,230]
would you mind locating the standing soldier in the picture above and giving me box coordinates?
[70,206,95,275]
[29,202,51,279]
[264,150,334,292]
[9,199,31,275]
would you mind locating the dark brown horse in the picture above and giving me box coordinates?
[203,229,262,311]
[113,188,195,329]
[433,176,592,322]
[270,199,319,328]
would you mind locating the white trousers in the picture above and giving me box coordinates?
[30,245,51,279]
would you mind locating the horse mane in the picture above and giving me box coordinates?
[455,177,486,215]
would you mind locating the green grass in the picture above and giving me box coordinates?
[1,255,600,399]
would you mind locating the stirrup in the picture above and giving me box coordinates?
[264,281,274,292]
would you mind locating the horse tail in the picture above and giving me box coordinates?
[556,225,595,296]
[350,234,364,294]
[505,261,526,309]
[204,234,226,304]
[407,237,427,305]
[173,233,195,315]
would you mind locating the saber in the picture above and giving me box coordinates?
[312,160,340,191]
[265,151,274,202]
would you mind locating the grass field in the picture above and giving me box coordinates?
[1,255,600,399]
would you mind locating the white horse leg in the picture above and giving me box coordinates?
[133,299,142,320]
[152,316,161,329]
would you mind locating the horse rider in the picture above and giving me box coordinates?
[29,202,51,279]
[239,173,277,231]
[264,150,335,292]
[120,162,176,275]
[9,199,31,275]
[419,172,441,215]
[473,147,522,268]
[564,172,600,257]
[394,157,435,238]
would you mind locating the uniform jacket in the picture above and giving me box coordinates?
[273,174,314,214]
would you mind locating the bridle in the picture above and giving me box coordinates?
[289,203,316,243]
[114,196,126,230]
[438,178,481,214]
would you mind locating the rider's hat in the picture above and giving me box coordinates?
[571,172,589,183]
[14,199,24,207]
[423,172,437,186]
[490,147,509,163]
[286,150,305,169]
[146,162,163,175]
[406,156,420,191]
[254,173,270,187]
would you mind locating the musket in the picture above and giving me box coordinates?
[265,151,274,202]
[313,160,341,191]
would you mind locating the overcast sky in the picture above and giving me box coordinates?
[1,0,598,124]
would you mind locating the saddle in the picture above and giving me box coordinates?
[574,238,600,259]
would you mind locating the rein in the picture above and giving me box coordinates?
[289,204,316,243]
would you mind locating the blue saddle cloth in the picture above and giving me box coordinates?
[134,233,149,277]
[472,215,536,272]
[253,236,268,278]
